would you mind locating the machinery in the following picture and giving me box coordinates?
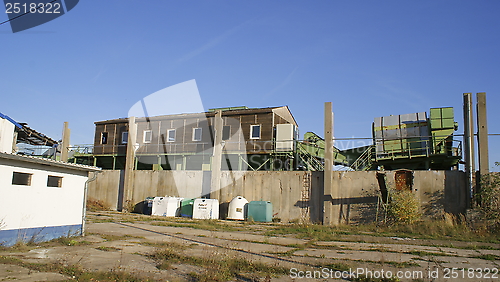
[347,107,462,170]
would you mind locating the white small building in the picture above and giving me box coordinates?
[0,114,100,246]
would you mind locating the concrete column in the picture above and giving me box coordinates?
[211,111,223,199]
[324,102,339,225]
[61,122,70,162]
[123,116,137,212]
[476,92,489,176]
[463,93,475,205]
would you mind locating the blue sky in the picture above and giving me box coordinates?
[1,0,499,171]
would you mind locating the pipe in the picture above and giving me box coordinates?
[81,171,100,236]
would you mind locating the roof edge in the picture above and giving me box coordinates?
[0,152,102,172]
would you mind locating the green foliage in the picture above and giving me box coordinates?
[387,190,421,224]
[476,173,500,233]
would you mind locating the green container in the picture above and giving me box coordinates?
[180,198,195,217]
[246,201,273,222]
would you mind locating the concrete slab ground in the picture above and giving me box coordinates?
[0,211,499,281]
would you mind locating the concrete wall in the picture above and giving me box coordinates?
[88,170,467,224]
[323,170,468,224]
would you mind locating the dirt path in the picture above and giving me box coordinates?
[1,211,499,281]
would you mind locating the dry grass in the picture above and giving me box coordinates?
[87,197,110,212]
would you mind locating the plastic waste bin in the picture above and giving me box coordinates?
[192,198,219,219]
[152,196,183,217]
[143,197,154,215]
[227,196,248,220]
[180,198,195,217]
[246,201,273,222]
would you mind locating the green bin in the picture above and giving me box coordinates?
[180,198,195,218]
[246,201,273,222]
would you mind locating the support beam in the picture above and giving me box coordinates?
[324,102,339,225]
[123,116,137,212]
[210,111,223,199]
[476,92,489,176]
[463,93,475,205]
[60,122,70,162]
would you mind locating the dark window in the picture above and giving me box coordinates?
[222,125,231,140]
[167,129,176,142]
[12,172,32,186]
[193,128,202,141]
[47,175,63,188]
[122,132,128,144]
[101,132,108,144]
[250,125,261,139]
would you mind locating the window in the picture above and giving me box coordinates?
[143,130,152,143]
[12,172,32,186]
[101,132,108,144]
[167,129,176,142]
[122,132,128,144]
[250,125,261,139]
[222,125,231,141]
[47,175,63,188]
[192,128,202,141]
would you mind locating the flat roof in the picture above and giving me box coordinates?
[95,106,291,125]
[0,152,101,172]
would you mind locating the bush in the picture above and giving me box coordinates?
[476,173,500,233]
[387,190,421,224]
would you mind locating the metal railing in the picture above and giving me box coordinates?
[374,138,462,160]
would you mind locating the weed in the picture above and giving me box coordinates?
[473,254,500,260]
[96,246,122,252]
[387,190,421,224]
[476,173,500,233]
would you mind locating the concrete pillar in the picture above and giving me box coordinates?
[476,92,489,176]
[463,93,475,205]
[61,122,70,162]
[323,102,339,225]
[123,116,137,212]
[211,111,223,199]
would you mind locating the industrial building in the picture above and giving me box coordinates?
[73,106,347,171]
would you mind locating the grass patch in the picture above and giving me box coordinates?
[472,254,500,260]
[0,255,154,281]
[353,275,400,282]
[265,220,500,243]
[407,250,450,257]
[98,234,144,241]
[0,242,33,253]
[96,246,122,252]
[149,247,288,281]
[152,219,240,232]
